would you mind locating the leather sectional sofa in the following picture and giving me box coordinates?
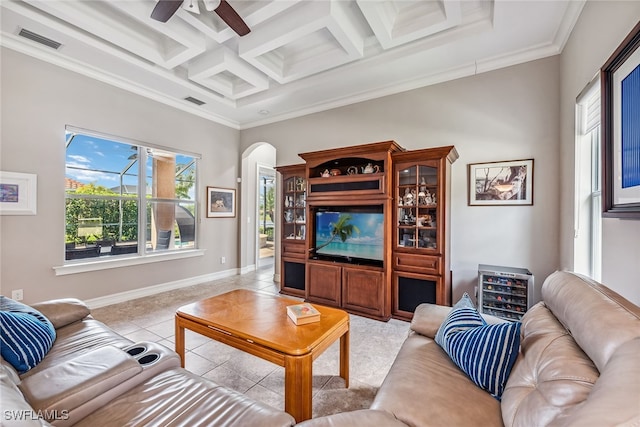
[2,271,639,426]
[1,298,295,426]
[299,271,640,426]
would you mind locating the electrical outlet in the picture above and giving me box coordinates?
[220,256,226,264]
[12,289,24,301]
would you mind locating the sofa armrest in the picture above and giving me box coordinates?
[410,303,509,338]
[410,304,452,338]
[30,299,91,329]
[18,346,142,425]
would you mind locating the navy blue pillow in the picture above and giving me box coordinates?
[435,293,521,400]
[0,296,56,374]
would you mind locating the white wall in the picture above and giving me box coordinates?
[0,48,241,304]
[241,56,561,304]
[559,1,640,304]
[4,2,637,307]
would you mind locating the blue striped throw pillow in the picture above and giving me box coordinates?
[0,296,56,374]
[435,293,521,400]
[435,293,483,345]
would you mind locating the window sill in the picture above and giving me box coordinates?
[53,249,205,276]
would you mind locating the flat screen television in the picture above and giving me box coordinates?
[313,206,384,266]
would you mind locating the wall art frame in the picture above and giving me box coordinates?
[206,186,236,218]
[601,21,640,219]
[0,171,37,215]
[468,159,534,206]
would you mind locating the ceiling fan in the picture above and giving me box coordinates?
[151,0,250,36]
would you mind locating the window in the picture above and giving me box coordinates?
[574,80,601,280]
[64,126,198,263]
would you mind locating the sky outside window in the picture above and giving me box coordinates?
[66,132,195,199]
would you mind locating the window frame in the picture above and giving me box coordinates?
[61,126,201,270]
[574,79,602,281]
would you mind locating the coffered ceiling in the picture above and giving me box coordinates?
[0,0,585,129]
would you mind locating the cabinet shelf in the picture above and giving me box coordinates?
[397,205,438,209]
[277,164,308,297]
[392,147,458,319]
[481,293,527,306]
[482,307,526,320]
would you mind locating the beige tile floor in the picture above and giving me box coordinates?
[91,266,410,419]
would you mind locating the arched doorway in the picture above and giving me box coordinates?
[257,166,276,267]
[240,143,276,276]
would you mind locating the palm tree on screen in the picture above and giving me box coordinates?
[315,214,360,251]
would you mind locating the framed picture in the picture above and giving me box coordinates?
[206,186,236,218]
[468,159,534,206]
[601,22,640,218]
[0,171,37,215]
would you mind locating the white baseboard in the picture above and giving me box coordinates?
[240,264,256,275]
[85,268,240,309]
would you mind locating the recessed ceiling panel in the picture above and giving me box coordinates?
[357,0,464,49]
[239,0,364,84]
[25,0,205,68]
[188,46,268,99]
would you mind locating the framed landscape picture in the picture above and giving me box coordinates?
[206,186,235,218]
[468,159,534,206]
[0,171,37,215]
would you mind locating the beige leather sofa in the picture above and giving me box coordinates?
[4,271,639,426]
[299,271,640,426]
[1,298,295,427]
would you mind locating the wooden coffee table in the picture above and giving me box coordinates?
[175,289,350,422]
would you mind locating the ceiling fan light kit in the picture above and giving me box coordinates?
[203,0,222,12]
[182,0,200,15]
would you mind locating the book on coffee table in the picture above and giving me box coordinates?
[287,303,321,325]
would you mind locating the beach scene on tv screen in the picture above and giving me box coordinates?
[315,211,384,261]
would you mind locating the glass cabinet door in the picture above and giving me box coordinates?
[283,176,306,240]
[397,164,438,250]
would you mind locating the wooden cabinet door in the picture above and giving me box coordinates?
[281,259,306,297]
[392,271,439,320]
[306,262,341,306]
[342,266,385,318]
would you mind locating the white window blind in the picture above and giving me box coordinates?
[584,90,601,134]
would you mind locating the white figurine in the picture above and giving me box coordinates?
[424,190,433,205]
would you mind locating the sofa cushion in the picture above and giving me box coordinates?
[372,333,503,426]
[19,317,133,380]
[18,346,143,425]
[502,271,640,426]
[72,368,296,427]
[435,293,521,400]
[296,409,408,427]
[502,302,599,426]
[0,297,56,374]
[542,271,640,371]
[1,364,52,427]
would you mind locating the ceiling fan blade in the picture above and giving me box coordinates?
[151,0,183,22]
[215,0,250,36]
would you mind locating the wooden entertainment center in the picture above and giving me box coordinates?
[276,141,458,321]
